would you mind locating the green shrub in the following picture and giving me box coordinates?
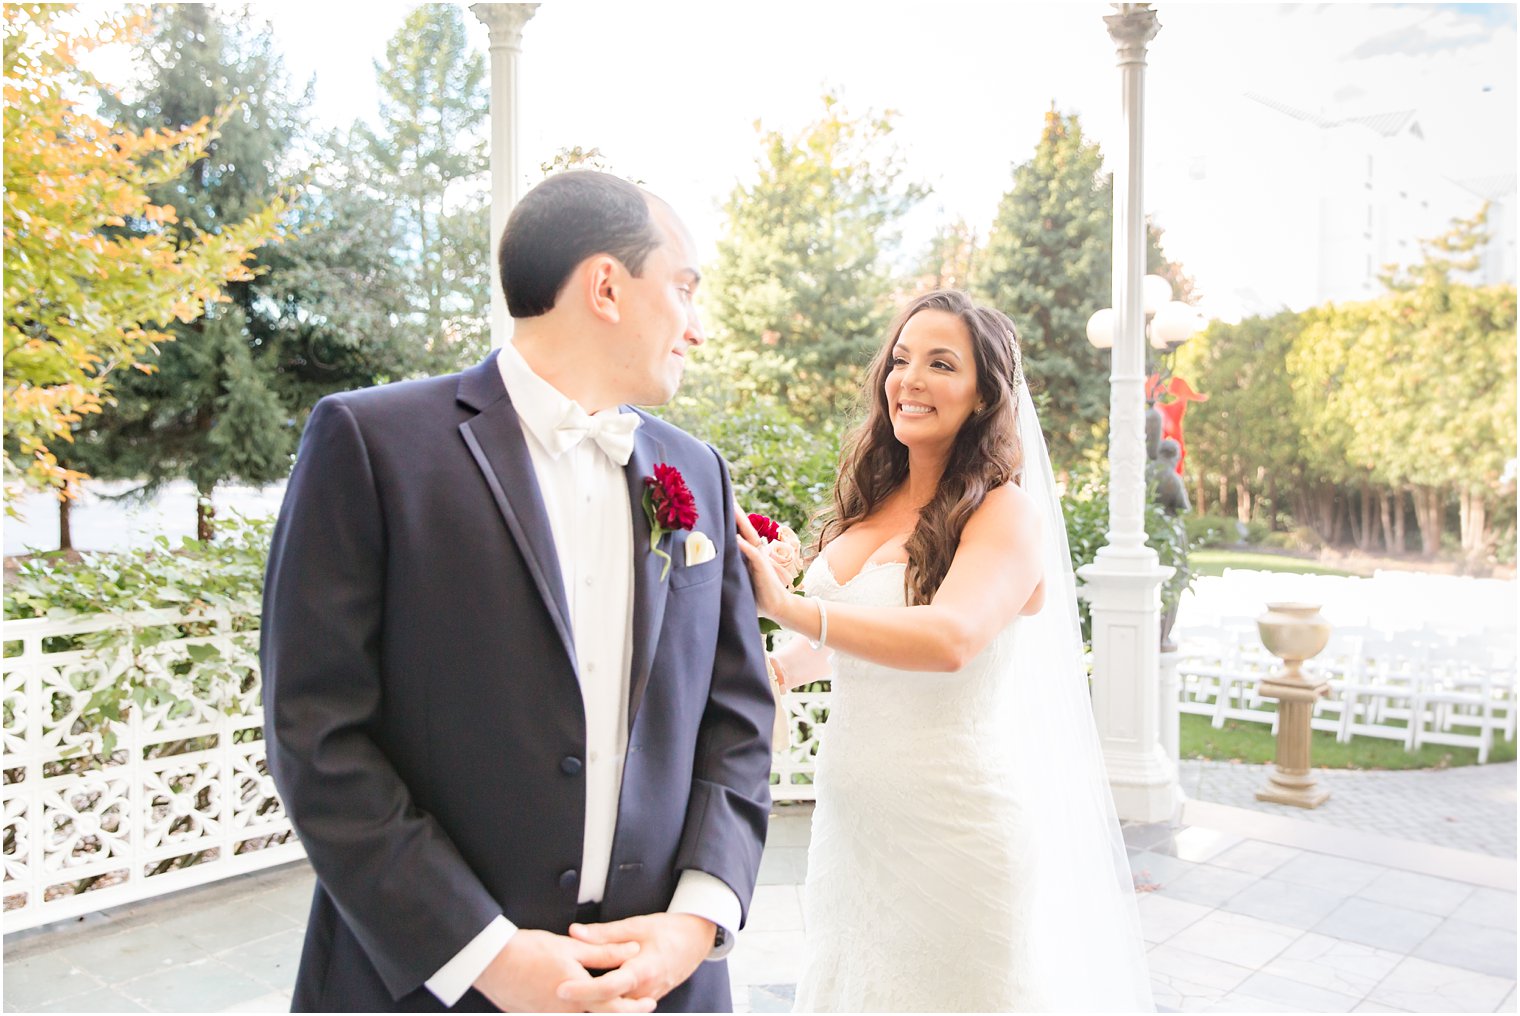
[658,386,843,536]
[1184,513,1273,548]
[1185,513,1236,548]
[1064,475,1193,646]
[5,513,272,620]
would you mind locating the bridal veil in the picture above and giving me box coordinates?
[1005,381,1154,1011]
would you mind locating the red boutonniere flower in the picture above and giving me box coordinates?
[642,463,698,580]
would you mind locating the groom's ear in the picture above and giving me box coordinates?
[584,255,623,325]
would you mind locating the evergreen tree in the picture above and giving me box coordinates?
[975,107,1172,468]
[707,92,928,423]
[909,216,980,295]
[353,4,489,368]
[80,5,416,541]
[263,134,431,410]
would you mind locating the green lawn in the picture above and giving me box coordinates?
[1190,549,1357,578]
[1180,712,1516,770]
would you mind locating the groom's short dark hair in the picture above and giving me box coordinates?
[497,171,664,318]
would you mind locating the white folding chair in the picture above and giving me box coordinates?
[1410,639,1511,763]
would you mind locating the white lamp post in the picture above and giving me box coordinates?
[1078,3,1179,824]
[1084,274,1199,351]
[1086,270,1202,789]
[1150,299,1204,350]
[472,3,539,350]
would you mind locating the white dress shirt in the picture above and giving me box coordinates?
[426,344,740,1006]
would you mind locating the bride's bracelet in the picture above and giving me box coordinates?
[809,598,828,650]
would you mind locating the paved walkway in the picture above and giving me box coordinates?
[1180,760,1518,858]
[4,796,1516,1013]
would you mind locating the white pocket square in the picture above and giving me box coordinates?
[685,531,716,567]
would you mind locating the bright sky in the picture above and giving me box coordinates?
[113,3,1520,321]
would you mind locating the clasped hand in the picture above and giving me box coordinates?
[473,913,715,1013]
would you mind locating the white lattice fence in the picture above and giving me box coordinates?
[771,687,827,802]
[1,603,828,930]
[2,606,302,933]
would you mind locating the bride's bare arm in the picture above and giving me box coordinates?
[738,484,1045,673]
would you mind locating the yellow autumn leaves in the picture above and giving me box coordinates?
[3,3,287,505]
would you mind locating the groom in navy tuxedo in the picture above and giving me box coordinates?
[262,172,774,1012]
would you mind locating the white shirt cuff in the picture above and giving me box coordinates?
[425,914,517,1007]
[668,869,742,960]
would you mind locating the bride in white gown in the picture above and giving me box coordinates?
[739,290,1153,1013]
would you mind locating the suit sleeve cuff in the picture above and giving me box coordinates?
[668,869,742,960]
[425,914,517,1007]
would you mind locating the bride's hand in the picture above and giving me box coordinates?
[736,536,797,623]
[734,497,763,546]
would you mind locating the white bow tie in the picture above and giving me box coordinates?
[550,405,641,465]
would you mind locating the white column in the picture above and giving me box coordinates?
[1077,3,1178,823]
[471,3,539,349]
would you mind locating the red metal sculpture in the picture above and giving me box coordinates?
[1146,374,1208,475]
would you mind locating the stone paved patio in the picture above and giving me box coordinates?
[4,789,1516,1013]
[1179,760,1518,858]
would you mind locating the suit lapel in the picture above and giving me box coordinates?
[624,426,671,733]
[457,354,578,672]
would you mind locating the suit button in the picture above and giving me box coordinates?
[559,869,578,892]
[560,755,582,776]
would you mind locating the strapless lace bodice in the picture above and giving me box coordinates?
[801,555,1022,782]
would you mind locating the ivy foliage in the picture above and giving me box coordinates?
[5,514,272,758]
[5,514,270,621]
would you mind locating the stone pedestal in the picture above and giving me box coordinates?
[1081,557,1178,823]
[1254,602,1333,809]
[1255,676,1331,807]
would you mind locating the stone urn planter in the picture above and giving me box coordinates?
[1254,602,1333,808]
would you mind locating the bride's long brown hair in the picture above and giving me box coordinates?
[816,290,1025,606]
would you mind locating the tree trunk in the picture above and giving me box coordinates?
[1217,475,1229,515]
[1266,475,1279,531]
[1393,489,1407,553]
[196,487,216,544]
[1378,488,1394,554]
[1411,486,1429,554]
[1412,485,1443,557]
[58,494,73,552]
[1331,489,1348,545]
[1472,493,1489,560]
[1235,481,1252,523]
[1460,487,1490,565]
[1348,486,1364,548]
[1459,488,1473,554]
[1194,472,1208,515]
[1357,481,1378,551]
[1305,483,1338,544]
[1427,486,1446,557]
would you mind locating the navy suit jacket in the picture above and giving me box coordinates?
[261,352,774,1011]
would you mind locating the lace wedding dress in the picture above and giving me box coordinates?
[790,555,1154,1013]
